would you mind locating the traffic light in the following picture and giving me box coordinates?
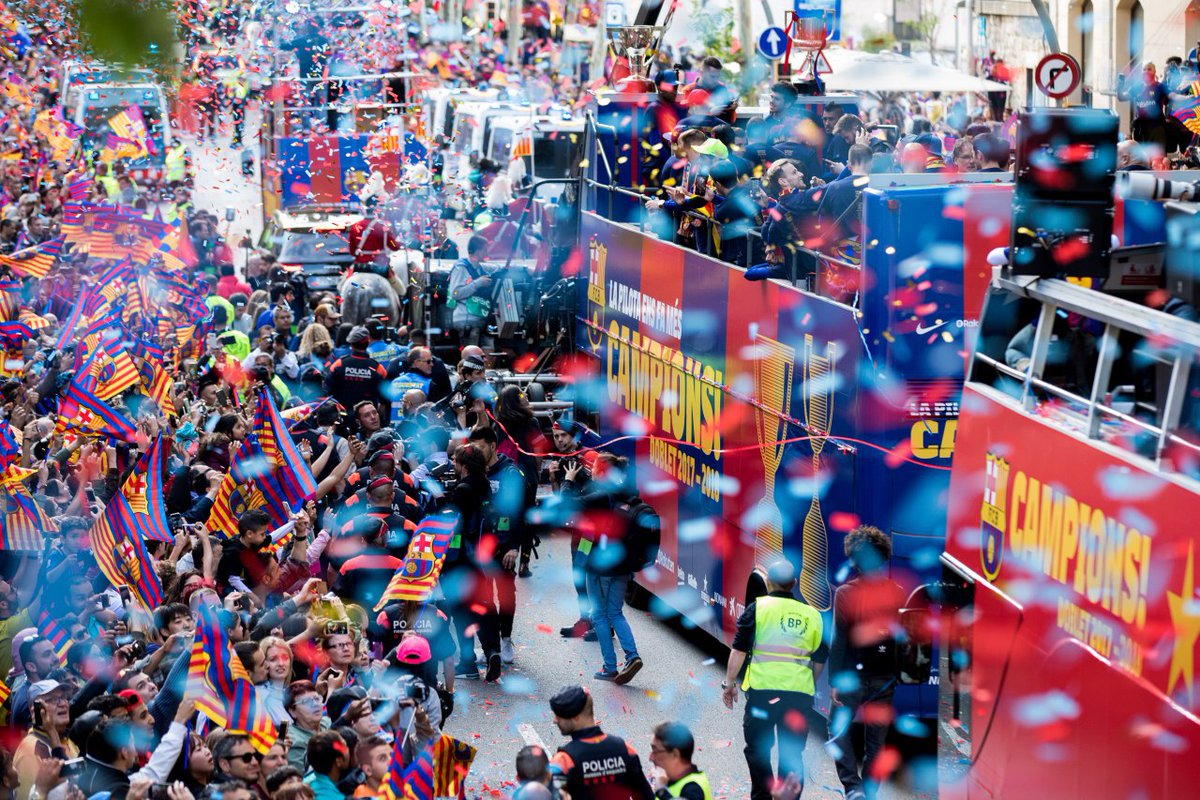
[1010,108,1119,279]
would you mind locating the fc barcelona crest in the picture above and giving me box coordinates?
[980,452,1009,582]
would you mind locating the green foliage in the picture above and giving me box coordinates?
[689,0,737,67]
[860,25,897,53]
[76,0,177,72]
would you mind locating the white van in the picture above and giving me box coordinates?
[65,82,172,184]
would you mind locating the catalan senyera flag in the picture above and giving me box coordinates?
[188,601,277,754]
[432,734,477,799]
[208,388,317,538]
[89,436,172,609]
[373,514,457,611]
[0,463,54,550]
[381,734,435,800]
[35,610,71,663]
[0,235,64,279]
[107,105,153,157]
[511,132,533,159]
[0,678,11,705]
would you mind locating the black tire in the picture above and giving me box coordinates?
[525,381,546,402]
[626,578,651,611]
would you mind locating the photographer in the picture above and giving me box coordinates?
[245,353,290,408]
[513,744,571,800]
[14,681,77,800]
[447,235,495,346]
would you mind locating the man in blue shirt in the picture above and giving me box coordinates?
[304,730,351,800]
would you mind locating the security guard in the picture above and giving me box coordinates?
[549,685,654,800]
[648,722,712,799]
[165,142,189,187]
[722,560,827,800]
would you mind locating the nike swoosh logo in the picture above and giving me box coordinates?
[915,321,949,335]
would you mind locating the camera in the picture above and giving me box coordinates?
[396,675,430,704]
[251,365,271,382]
[324,620,349,637]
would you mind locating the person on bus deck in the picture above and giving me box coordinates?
[972,133,1010,172]
[829,526,907,800]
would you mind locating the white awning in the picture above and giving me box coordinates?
[823,52,1011,93]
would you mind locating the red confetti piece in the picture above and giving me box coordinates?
[829,511,860,531]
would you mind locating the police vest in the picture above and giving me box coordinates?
[667,770,713,800]
[165,145,187,182]
[388,372,432,423]
[742,595,822,694]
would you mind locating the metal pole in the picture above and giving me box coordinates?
[964,0,973,75]
[736,0,753,68]
[1028,0,1060,54]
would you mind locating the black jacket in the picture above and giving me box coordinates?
[76,757,131,800]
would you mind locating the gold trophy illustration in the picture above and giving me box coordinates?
[753,335,795,570]
[801,334,837,610]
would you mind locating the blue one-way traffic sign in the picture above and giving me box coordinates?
[758,27,788,60]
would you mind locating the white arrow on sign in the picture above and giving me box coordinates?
[758,27,787,59]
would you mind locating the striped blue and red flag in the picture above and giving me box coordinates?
[89,436,172,610]
[381,736,435,800]
[35,610,72,663]
[188,601,277,753]
[0,235,64,278]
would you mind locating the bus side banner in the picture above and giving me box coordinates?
[947,385,1200,710]
[577,212,862,638]
[277,135,402,207]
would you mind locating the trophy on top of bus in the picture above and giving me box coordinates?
[605,0,678,92]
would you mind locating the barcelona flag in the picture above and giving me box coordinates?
[208,388,317,538]
[0,464,55,550]
[0,235,64,279]
[1174,98,1200,136]
[36,610,72,663]
[278,134,401,206]
[432,734,476,798]
[56,347,137,443]
[188,601,277,754]
[381,735,435,800]
[107,105,153,157]
[89,435,172,609]
[373,514,457,610]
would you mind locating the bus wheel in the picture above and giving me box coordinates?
[626,578,651,611]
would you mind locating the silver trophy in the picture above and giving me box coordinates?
[606,25,666,92]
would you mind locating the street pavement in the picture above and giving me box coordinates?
[189,105,265,265]
[444,533,922,799]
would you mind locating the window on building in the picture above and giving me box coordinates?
[1129,0,1144,60]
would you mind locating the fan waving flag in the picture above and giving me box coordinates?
[56,347,138,443]
[0,235,64,278]
[188,601,278,754]
[0,464,55,550]
[381,735,435,800]
[373,514,457,611]
[89,435,173,609]
[208,388,317,538]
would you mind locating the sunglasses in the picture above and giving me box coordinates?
[228,752,262,764]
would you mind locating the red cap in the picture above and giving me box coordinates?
[396,635,431,664]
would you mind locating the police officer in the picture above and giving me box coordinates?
[385,347,434,426]
[722,560,827,800]
[325,327,388,424]
[648,722,711,799]
[549,685,654,800]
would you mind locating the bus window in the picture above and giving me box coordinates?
[488,127,514,164]
[533,134,579,180]
[451,116,477,155]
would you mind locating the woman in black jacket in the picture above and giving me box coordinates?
[440,443,492,680]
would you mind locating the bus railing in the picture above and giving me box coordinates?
[580,175,862,306]
[973,274,1200,477]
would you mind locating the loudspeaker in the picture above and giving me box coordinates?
[1011,108,1119,278]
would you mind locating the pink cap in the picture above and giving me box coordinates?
[396,635,431,664]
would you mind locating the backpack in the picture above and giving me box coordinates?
[585,496,661,576]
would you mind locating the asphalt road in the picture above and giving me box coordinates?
[189,104,265,264]
[442,534,924,800]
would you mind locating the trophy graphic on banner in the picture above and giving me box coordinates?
[801,334,837,611]
[753,335,795,570]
